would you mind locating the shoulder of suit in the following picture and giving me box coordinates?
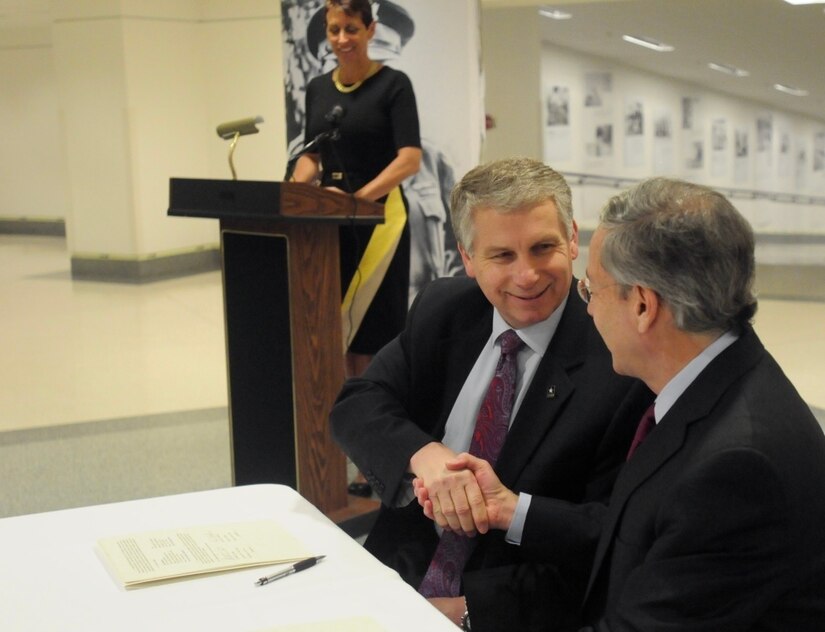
[410,278,488,326]
[421,276,481,302]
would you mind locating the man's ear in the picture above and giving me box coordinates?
[634,285,660,333]
[458,244,475,278]
[569,219,580,260]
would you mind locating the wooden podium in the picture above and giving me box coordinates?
[168,178,383,516]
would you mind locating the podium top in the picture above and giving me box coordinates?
[168,178,384,224]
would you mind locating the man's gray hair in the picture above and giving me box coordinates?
[599,177,757,334]
[450,157,573,254]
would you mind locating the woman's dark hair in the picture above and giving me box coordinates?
[326,0,374,27]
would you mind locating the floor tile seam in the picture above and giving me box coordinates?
[0,407,229,446]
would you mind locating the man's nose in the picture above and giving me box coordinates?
[513,261,539,286]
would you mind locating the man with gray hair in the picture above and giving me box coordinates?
[330,157,652,631]
[437,177,825,629]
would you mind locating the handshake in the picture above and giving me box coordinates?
[410,443,519,538]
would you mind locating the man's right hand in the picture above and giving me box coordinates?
[408,442,488,536]
[415,453,519,533]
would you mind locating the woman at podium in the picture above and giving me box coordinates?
[291,0,422,381]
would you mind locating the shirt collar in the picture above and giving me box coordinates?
[654,329,739,422]
[491,295,569,357]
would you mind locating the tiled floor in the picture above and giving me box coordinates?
[0,235,228,433]
[1,234,823,517]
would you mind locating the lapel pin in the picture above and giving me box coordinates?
[547,385,557,399]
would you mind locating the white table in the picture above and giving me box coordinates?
[0,485,458,631]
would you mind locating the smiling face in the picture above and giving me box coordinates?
[460,200,578,329]
[325,6,375,65]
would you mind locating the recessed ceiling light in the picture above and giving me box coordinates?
[774,83,809,96]
[783,0,825,5]
[621,35,674,52]
[708,62,749,78]
[539,7,572,20]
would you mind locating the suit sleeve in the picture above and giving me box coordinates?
[329,285,436,505]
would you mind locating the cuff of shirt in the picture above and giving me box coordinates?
[504,492,531,545]
[392,474,416,507]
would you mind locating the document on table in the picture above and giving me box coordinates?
[98,520,311,587]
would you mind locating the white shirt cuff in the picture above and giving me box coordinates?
[504,492,531,545]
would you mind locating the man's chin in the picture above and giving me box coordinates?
[505,308,554,329]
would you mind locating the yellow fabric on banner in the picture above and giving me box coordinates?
[341,186,406,351]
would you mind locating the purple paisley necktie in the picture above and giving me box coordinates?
[418,329,524,598]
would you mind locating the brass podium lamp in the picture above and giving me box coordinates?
[216,116,264,180]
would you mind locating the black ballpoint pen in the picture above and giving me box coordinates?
[255,555,326,586]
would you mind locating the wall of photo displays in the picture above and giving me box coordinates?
[538,43,825,246]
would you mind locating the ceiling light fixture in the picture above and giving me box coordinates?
[773,83,809,96]
[621,34,674,52]
[708,62,749,77]
[539,7,572,20]
[782,0,825,5]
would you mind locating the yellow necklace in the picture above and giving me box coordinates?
[333,61,380,93]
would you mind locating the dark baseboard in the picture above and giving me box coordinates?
[756,264,825,301]
[0,218,66,236]
[70,248,220,283]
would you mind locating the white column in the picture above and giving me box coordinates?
[51,0,287,280]
[480,6,542,162]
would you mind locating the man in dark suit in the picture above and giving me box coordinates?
[437,177,825,629]
[329,157,652,631]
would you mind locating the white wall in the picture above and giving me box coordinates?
[2,0,287,260]
[480,7,542,163]
[537,42,825,241]
[0,26,67,221]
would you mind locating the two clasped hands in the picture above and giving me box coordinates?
[410,441,517,537]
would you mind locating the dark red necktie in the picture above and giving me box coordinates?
[419,330,524,598]
[626,403,656,461]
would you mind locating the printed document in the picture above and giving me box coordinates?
[98,520,311,586]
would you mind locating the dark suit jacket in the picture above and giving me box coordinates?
[524,327,825,631]
[330,276,653,632]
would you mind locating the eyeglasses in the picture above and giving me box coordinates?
[577,275,619,304]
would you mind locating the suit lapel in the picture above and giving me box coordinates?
[584,407,688,599]
[432,304,493,439]
[583,328,767,601]
[496,288,588,486]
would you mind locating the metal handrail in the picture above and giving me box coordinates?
[560,171,825,207]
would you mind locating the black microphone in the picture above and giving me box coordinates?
[283,106,346,179]
[325,104,344,124]
[325,104,344,140]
